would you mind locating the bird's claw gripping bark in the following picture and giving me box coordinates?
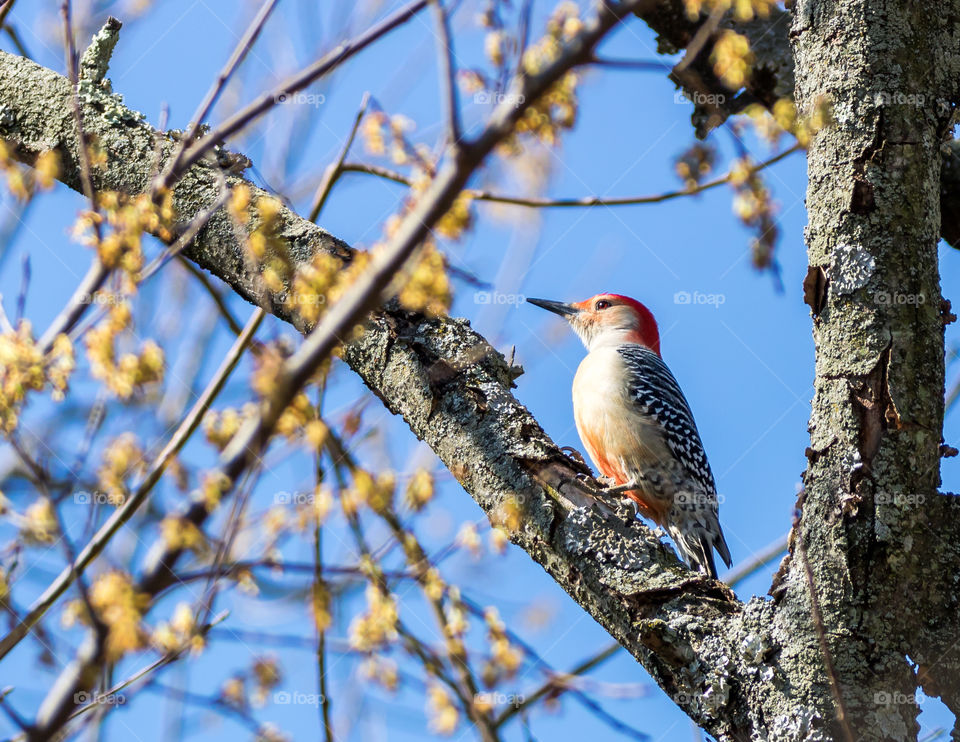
[560,445,589,468]
[605,478,639,496]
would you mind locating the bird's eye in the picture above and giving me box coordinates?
[595,300,611,310]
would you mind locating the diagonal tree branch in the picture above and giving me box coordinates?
[5,3,960,739]
[0,9,775,739]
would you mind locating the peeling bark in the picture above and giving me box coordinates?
[788,0,960,738]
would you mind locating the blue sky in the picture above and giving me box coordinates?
[0,1,957,740]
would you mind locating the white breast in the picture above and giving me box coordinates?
[572,347,670,476]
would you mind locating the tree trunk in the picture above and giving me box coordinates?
[778,1,960,738]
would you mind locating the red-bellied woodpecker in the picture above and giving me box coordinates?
[528,293,731,578]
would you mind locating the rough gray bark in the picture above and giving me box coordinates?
[785,0,960,738]
[1,1,960,738]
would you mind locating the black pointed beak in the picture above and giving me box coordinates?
[527,297,578,317]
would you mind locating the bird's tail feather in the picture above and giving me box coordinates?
[667,522,732,580]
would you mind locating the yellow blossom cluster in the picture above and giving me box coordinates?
[361,111,389,156]
[286,249,373,330]
[404,169,474,242]
[510,69,578,149]
[312,580,332,632]
[478,3,582,151]
[361,111,425,167]
[342,469,395,518]
[97,433,144,505]
[348,584,399,651]
[360,656,399,691]
[675,143,717,190]
[0,321,74,432]
[251,656,282,706]
[490,495,523,534]
[489,526,509,554]
[20,498,58,544]
[229,187,295,297]
[284,250,340,326]
[426,684,459,735]
[34,150,60,190]
[203,403,257,450]
[745,97,832,148]
[235,568,259,596]
[290,485,333,531]
[456,522,483,558]
[0,142,60,200]
[457,69,487,97]
[394,242,453,317]
[85,303,164,398]
[247,341,331,447]
[444,591,470,640]
[73,190,175,286]
[711,30,753,89]
[523,2,582,74]
[221,676,247,709]
[152,602,197,654]
[684,0,778,21]
[484,30,506,67]
[160,515,208,554]
[199,470,232,512]
[405,468,435,511]
[481,607,523,686]
[255,724,289,742]
[729,157,778,269]
[88,571,150,661]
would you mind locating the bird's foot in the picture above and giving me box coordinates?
[604,478,640,496]
[574,472,606,496]
[560,446,589,468]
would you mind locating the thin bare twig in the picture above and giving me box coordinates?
[160,0,279,188]
[590,56,672,71]
[161,0,431,191]
[722,532,789,588]
[40,8,116,354]
[176,256,245,336]
[0,308,264,662]
[494,643,619,727]
[307,93,371,222]
[672,1,727,77]
[24,2,661,736]
[339,144,800,208]
[430,0,462,147]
